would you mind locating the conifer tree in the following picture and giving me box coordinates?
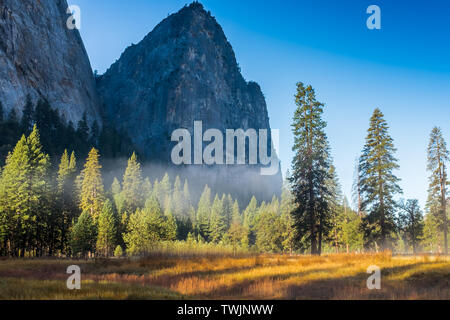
[70,210,97,258]
[165,213,178,241]
[159,173,171,210]
[359,108,402,250]
[196,185,212,240]
[111,178,125,215]
[172,176,184,217]
[426,127,449,254]
[209,195,227,243]
[96,199,117,257]
[0,126,50,256]
[398,199,424,254]
[122,152,144,213]
[243,196,258,246]
[142,178,153,201]
[79,148,104,222]
[123,196,166,255]
[57,150,78,253]
[326,165,343,253]
[289,83,331,255]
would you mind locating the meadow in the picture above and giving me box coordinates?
[0,252,448,300]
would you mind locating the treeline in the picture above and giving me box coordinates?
[0,124,366,257]
[0,88,448,257]
[0,97,134,166]
[289,82,449,255]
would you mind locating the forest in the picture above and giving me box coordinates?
[0,83,448,258]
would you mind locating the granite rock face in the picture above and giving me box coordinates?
[97,3,282,201]
[0,0,101,125]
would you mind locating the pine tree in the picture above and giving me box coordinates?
[326,165,343,253]
[122,152,144,213]
[209,195,227,243]
[243,196,258,247]
[159,173,171,211]
[79,148,104,222]
[96,199,117,257]
[123,196,166,256]
[172,176,184,217]
[398,199,424,254]
[164,213,178,241]
[359,109,402,250]
[111,177,125,215]
[70,211,97,258]
[423,212,442,253]
[426,127,449,254]
[196,185,212,240]
[57,150,78,254]
[0,125,50,257]
[289,82,332,255]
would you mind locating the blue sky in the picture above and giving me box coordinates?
[73,0,450,209]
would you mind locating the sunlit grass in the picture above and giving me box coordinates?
[0,253,448,300]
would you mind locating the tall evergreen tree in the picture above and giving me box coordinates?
[209,195,227,243]
[359,108,402,250]
[57,150,78,254]
[196,185,212,240]
[426,127,449,254]
[289,82,331,255]
[0,126,50,256]
[79,148,104,222]
[96,199,117,257]
[122,152,144,213]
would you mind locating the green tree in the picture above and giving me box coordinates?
[70,211,97,258]
[289,82,332,255]
[79,148,104,222]
[57,150,78,254]
[359,108,402,251]
[123,196,166,256]
[96,199,117,257]
[426,127,449,254]
[209,195,227,243]
[196,185,212,240]
[122,152,144,213]
[0,126,50,257]
[398,199,424,254]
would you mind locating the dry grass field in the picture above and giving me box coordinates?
[0,253,448,300]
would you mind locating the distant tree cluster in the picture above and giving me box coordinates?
[0,96,134,166]
[290,82,448,255]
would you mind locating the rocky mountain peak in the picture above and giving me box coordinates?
[97,2,281,202]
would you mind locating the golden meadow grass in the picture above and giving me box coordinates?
[0,253,448,300]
